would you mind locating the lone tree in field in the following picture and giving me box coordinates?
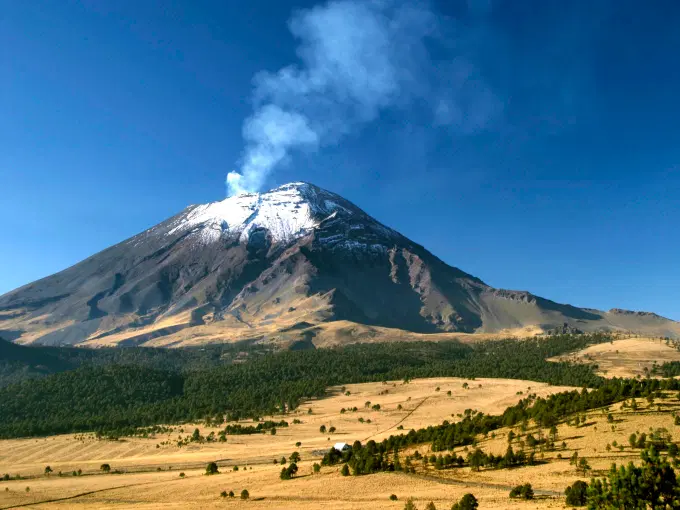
[100,464,111,473]
[191,428,202,442]
[205,462,219,475]
[403,498,417,510]
[240,489,249,500]
[280,462,298,480]
[44,466,53,476]
[451,493,478,510]
[509,483,534,500]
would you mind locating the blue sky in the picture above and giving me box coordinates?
[1,0,678,320]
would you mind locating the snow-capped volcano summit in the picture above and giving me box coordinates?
[167,182,360,244]
[158,182,400,253]
[1,182,678,347]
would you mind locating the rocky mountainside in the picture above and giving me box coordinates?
[1,182,678,347]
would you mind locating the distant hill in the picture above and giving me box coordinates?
[1,182,678,347]
[0,337,75,386]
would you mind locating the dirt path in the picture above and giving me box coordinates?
[363,397,430,441]
[409,472,563,498]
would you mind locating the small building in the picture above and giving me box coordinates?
[333,442,350,452]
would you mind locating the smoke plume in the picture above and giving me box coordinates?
[227,0,498,195]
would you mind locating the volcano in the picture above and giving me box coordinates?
[1,182,678,347]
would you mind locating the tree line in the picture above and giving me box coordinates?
[0,334,610,438]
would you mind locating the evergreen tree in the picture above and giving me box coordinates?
[404,498,418,510]
[205,462,219,475]
[565,480,587,507]
[587,446,678,509]
[451,494,478,510]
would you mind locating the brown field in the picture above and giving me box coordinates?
[548,336,680,378]
[0,377,575,509]
[0,376,676,510]
[78,318,547,349]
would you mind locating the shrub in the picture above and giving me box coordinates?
[240,489,249,500]
[220,491,227,498]
[509,483,534,500]
[205,462,219,475]
[280,463,298,480]
[424,502,437,510]
[451,493,478,510]
[390,494,398,501]
[404,498,417,510]
[313,463,321,473]
[100,463,111,473]
[341,464,350,476]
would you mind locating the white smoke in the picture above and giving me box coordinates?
[227,0,498,195]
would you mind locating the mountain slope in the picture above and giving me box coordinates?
[1,182,678,347]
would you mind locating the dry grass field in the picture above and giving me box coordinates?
[548,336,680,378]
[0,375,677,509]
[0,377,575,509]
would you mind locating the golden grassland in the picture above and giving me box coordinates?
[0,376,677,509]
[548,336,680,378]
[0,377,572,509]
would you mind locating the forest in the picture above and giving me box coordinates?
[0,333,611,438]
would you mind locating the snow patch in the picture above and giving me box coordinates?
[167,182,349,244]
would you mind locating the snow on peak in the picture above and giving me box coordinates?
[168,182,349,243]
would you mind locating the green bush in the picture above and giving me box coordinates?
[509,483,534,500]
[451,493,478,510]
[205,462,219,475]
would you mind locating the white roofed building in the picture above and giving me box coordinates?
[333,442,350,452]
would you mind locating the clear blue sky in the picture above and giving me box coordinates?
[1,0,678,320]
